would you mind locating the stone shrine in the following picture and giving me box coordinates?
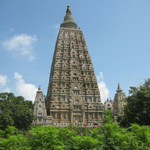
[113,83,126,121]
[33,86,51,125]
[33,6,127,126]
[46,5,104,126]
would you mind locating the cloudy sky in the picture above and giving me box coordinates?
[0,0,150,103]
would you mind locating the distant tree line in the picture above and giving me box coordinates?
[0,93,34,130]
[120,79,150,127]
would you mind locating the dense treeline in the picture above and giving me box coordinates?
[0,122,150,149]
[0,111,150,150]
[0,93,34,130]
[120,79,150,127]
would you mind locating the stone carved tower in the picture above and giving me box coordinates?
[113,83,126,119]
[33,86,51,125]
[46,5,104,126]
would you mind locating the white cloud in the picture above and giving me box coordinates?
[54,24,60,29]
[97,72,104,81]
[98,81,109,103]
[14,72,38,102]
[97,72,109,103]
[0,74,7,89]
[3,34,37,61]
[3,87,11,93]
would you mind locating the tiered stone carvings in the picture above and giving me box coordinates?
[46,5,104,126]
[113,83,126,119]
[33,86,51,125]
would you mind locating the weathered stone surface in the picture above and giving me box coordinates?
[104,98,113,112]
[46,5,104,127]
[113,83,126,121]
[33,86,51,125]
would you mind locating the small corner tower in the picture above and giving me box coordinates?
[33,86,51,125]
[104,98,113,112]
[113,83,126,119]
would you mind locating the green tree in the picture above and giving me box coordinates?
[0,92,34,130]
[120,79,150,127]
[103,109,113,124]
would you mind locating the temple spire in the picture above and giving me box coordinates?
[37,85,43,93]
[38,85,41,91]
[107,98,109,102]
[117,83,122,92]
[60,5,77,29]
[66,4,71,14]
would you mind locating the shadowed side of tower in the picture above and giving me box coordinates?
[46,5,104,127]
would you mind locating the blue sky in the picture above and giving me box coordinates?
[0,0,150,103]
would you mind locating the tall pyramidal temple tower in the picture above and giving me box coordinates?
[46,5,104,126]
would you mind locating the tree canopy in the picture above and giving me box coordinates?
[0,92,34,130]
[1,115,150,150]
[120,79,150,127]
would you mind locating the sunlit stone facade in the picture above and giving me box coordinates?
[33,86,51,125]
[113,83,126,121]
[46,5,104,126]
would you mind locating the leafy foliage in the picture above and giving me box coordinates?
[103,109,113,124]
[0,113,150,150]
[120,79,150,127]
[0,92,34,130]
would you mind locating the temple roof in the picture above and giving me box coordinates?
[60,5,78,29]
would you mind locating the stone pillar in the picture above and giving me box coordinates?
[82,110,85,123]
[71,110,73,123]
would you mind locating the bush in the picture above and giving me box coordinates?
[0,124,150,150]
[0,112,150,149]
